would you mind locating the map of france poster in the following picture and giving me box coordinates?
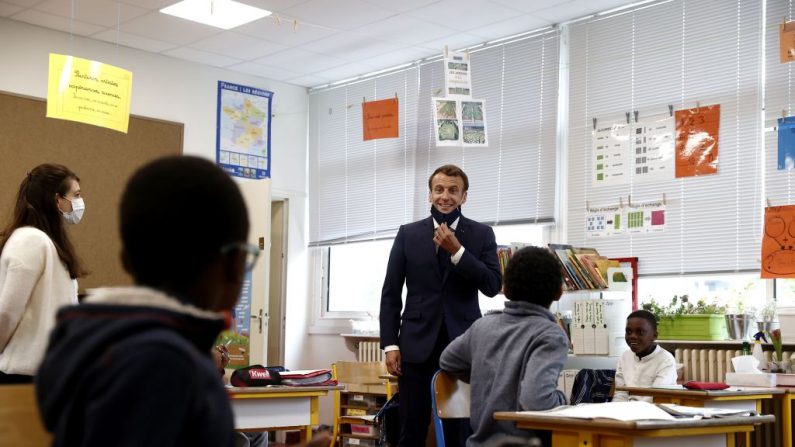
[216,81,272,179]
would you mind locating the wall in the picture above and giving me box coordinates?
[0,18,353,425]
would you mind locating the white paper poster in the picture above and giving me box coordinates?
[434,98,461,146]
[593,123,631,187]
[461,99,487,146]
[632,115,675,183]
[586,204,624,238]
[625,199,666,234]
[586,199,665,238]
[444,50,472,98]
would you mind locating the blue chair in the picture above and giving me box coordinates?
[430,370,470,447]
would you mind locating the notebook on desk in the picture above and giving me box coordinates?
[657,403,756,418]
[519,401,676,421]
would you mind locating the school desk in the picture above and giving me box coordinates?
[493,411,775,447]
[771,386,795,447]
[228,385,342,442]
[615,385,782,446]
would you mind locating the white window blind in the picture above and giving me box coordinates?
[309,68,420,244]
[412,32,560,225]
[566,0,763,275]
[766,0,795,207]
[310,30,560,244]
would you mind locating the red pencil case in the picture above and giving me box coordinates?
[683,380,730,390]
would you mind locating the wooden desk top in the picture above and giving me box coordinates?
[494,411,775,433]
[227,385,343,398]
[615,386,784,398]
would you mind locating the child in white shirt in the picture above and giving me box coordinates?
[613,310,678,402]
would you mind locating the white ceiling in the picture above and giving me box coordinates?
[1,0,638,88]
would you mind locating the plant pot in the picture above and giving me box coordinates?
[657,314,728,340]
[725,314,755,340]
[757,320,780,334]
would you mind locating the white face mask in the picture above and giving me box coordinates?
[62,197,85,225]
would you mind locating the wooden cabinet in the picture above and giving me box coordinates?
[332,361,390,447]
[337,389,387,446]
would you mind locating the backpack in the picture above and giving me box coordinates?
[374,392,400,446]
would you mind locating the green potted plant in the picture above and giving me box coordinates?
[642,295,728,340]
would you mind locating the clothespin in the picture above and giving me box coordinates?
[662,193,667,206]
[434,88,443,96]
[274,14,281,25]
[593,118,597,130]
[626,112,631,124]
[784,109,788,119]
[444,45,449,58]
[627,194,633,207]
[363,97,366,103]
[395,92,398,100]
[586,200,590,210]
[619,197,624,208]
[767,198,772,207]
[668,104,674,116]
[696,101,701,110]
[293,19,298,31]
[634,110,639,123]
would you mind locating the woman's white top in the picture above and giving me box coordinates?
[0,227,78,375]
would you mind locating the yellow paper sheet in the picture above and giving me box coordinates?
[46,53,133,133]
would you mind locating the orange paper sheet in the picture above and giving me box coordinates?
[762,205,795,278]
[781,21,795,63]
[675,105,720,178]
[362,98,399,141]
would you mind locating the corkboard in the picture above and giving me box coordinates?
[0,91,183,291]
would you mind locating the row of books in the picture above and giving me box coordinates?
[496,243,621,291]
[549,244,620,291]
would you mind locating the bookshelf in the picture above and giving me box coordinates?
[498,244,638,358]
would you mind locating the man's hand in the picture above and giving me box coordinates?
[434,223,461,254]
[385,350,402,376]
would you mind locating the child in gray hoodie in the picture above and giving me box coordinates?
[440,246,568,447]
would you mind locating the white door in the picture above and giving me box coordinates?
[238,178,271,366]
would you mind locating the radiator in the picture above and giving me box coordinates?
[358,341,384,362]
[675,348,794,382]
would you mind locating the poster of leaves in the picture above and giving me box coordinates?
[433,98,488,147]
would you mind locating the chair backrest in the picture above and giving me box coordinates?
[431,370,470,447]
[332,361,388,393]
[0,384,52,447]
[569,369,616,404]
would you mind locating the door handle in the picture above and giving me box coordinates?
[250,309,268,334]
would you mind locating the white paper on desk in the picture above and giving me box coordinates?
[649,385,686,390]
[519,401,675,421]
[657,403,754,418]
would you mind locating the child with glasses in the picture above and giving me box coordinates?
[36,156,258,446]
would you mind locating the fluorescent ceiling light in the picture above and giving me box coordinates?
[160,0,271,30]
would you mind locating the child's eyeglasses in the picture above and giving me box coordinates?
[220,242,260,271]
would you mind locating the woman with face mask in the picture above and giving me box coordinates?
[0,163,86,383]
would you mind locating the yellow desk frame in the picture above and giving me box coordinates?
[616,386,780,446]
[228,385,341,442]
[494,411,775,447]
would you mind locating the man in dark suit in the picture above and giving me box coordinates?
[380,164,502,446]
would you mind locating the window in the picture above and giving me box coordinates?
[308,29,560,246]
[566,0,763,276]
[637,273,767,315]
[479,223,549,312]
[322,240,396,315]
[775,279,795,307]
